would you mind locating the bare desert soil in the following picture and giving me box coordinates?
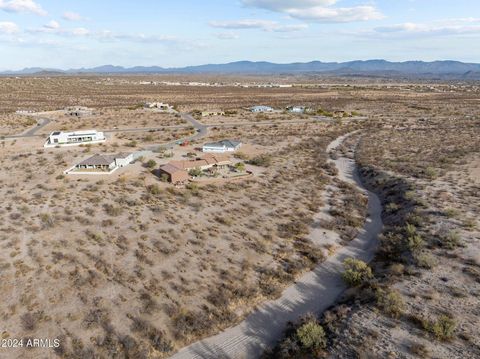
[0,75,479,359]
[38,109,186,134]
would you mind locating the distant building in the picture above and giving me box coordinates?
[44,130,106,148]
[65,106,94,117]
[251,106,274,113]
[202,140,242,153]
[145,102,174,111]
[67,153,133,174]
[287,106,307,114]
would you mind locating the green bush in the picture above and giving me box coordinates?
[415,253,437,269]
[405,223,424,252]
[296,320,327,350]
[376,288,404,318]
[342,258,373,287]
[429,315,456,341]
[423,167,438,179]
[147,184,161,195]
[234,162,246,172]
[247,154,272,167]
[145,159,157,168]
[189,168,203,177]
[442,231,460,249]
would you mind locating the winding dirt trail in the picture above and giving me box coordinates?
[170,131,383,359]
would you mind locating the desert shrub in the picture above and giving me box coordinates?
[444,231,460,249]
[342,258,373,287]
[388,263,405,276]
[410,342,429,357]
[405,223,424,252]
[39,213,55,228]
[129,316,173,353]
[415,253,437,269]
[423,167,438,179]
[445,208,460,218]
[234,162,246,172]
[296,320,327,350]
[147,184,161,195]
[20,313,36,331]
[427,315,456,341]
[103,204,123,216]
[189,168,202,177]
[463,218,477,230]
[172,308,211,340]
[159,173,169,182]
[145,159,157,168]
[375,288,404,318]
[247,154,272,167]
[386,202,400,213]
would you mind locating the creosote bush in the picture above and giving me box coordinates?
[342,258,373,287]
[296,320,327,350]
[375,288,404,318]
[424,315,457,341]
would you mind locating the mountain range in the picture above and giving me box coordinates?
[2,60,480,79]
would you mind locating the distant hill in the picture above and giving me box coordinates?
[2,60,480,78]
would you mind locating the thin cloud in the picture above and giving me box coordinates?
[62,11,84,21]
[0,0,47,16]
[242,0,337,11]
[209,19,307,32]
[241,0,383,23]
[215,32,240,40]
[0,21,19,34]
[372,19,480,38]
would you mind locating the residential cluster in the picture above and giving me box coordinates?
[250,105,311,113]
[37,105,253,185]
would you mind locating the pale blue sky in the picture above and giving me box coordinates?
[0,0,479,70]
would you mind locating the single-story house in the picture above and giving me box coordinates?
[287,106,307,113]
[73,153,133,172]
[65,106,94,117]
[44,130,106,148]
[202,140,242,153]
[160,154,232,183]
[145,102,173,111]
[170,154,232,171]
[251,106,274,113]
[202,153,232,168]
[159,164,189,184]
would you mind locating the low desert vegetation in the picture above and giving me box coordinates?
[266,102,479,358]
[1,76,479,358]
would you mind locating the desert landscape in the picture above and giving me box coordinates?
[0,74,478,359]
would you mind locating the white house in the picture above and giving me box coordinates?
[114,153,134,167]
[202,140,242,153]
[251,106,274,113]
[287,106,307,113]
[44,130,106,148]
[145,102,174,112]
